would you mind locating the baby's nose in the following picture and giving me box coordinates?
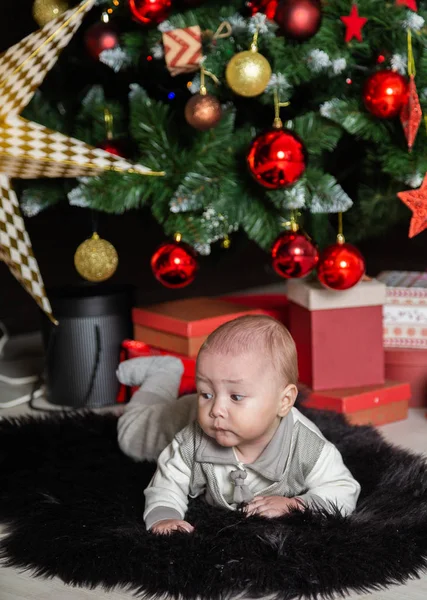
[210,398,227,418]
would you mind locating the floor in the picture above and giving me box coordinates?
[0,404,426,599]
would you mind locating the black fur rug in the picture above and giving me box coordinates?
[1,408,427,599]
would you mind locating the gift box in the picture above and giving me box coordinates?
[302,381,411,426]
[287,279,385,390]
[220,294,289,326]
[377,271,427,305]
[132,297,270,357]
[384,324,427,348]
[385,348,427,407]
[162,26,203,76]
[117,340,197,403]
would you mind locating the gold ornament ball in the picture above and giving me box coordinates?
[225,50,272,97]
[32,0,69,27]
[74,233,118,283]
[184,93,222,131]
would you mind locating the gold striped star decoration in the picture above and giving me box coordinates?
[0,0,164,324]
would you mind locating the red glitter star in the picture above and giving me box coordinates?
[340,5,368,42]
[398,174,427,237]
[395,0,417,11]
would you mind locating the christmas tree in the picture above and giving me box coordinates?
[16,0,427,286]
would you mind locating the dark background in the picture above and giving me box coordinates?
[1,0,426,334]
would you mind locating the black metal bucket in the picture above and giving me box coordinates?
[42,285,133,408]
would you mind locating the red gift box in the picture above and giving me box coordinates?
[385,348,427,407]
[302,380,411,426]
[221,294,289,326]
[117,340,197,403]
[132,297,271,357]
[288,279,385,391]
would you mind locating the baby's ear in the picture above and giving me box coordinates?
[278,384,298,417]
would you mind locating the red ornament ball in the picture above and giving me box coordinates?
[151,240,198,288]
[271,230,319,279]
[128,0,172,26]
[363,70,408,119]
[84,22,119,60]
[246,0,279,20]
[97,139,128,158]
[275,0,322,41]
[247,128,307,189]
[317,242,365,290]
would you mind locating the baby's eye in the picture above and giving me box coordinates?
[231,394,244,402]
[199,392,213,400]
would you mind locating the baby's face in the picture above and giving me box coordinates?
[196,349,290,449]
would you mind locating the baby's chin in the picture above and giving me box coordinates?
[201,426,237,447]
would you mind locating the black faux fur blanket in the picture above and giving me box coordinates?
[1,408,427,599]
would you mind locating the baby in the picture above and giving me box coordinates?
[117,315,360,535]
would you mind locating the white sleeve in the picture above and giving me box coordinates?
[143,437,192,529]
[297,442,361,516]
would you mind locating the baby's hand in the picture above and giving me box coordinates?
[244,496,305,518]
[150,519,195,535]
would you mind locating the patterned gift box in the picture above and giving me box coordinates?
[162,26,203,76]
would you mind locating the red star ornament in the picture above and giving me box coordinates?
[395,0,417,11]
[400,75,422,151]
[340,5,368,42]
[397,174,427,237]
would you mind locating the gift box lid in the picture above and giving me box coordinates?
[132,297,270,337]
[287,278,385,311]
[220,294,288,325]
[302,380,411,413]
[377,271,427,288]
[377,271,427,302]
[122,340,196,376]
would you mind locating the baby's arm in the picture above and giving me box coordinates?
[144,436,194,533]
[297,442,361,515]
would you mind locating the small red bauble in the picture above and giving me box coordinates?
[84,22,119,60]
[271,230,319,279]
[247,128,307,189]
[151,241,198,288]
[363,70,408,119]
[128,0,172,26]
[317,242,365,290]
[246,0,279,20]
[97,139,128,158]
[275,0,322,41]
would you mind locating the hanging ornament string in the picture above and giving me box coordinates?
[104,108,114,140]
[210,20,233,41]
[0,0,94,89]
[199,66,220,95]
[337,211,345,243]
[273,88,290,128]
[407,29,416,79]
[91,209,99,235]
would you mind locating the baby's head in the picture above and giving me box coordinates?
[196,315,298,450]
